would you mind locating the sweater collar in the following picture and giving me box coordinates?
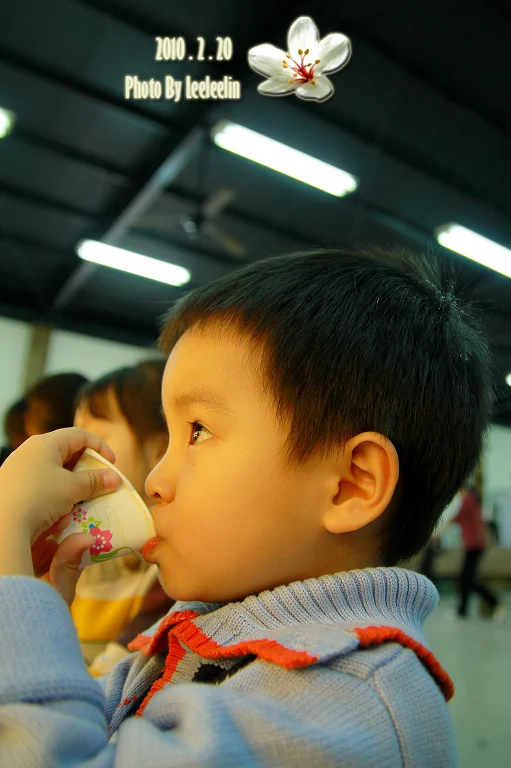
[220,567,436,640]
[130,568,438,655]
[158,568,435,637]
[129,568,454,701]
[137,568,438,646]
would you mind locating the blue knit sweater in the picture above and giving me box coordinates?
[0,567,457,767]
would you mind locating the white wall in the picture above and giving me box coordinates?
[482,424,511,499]
[481,424,511,545]
[0,317,32,442]
[45,329,162,381]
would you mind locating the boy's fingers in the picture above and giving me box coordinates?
[32,537,59,577]
[51,427,117,467]
[73,468,121,503]
[47,513,72,535]
[49,533,95,607]
[32,518,72,575]
[33,515,71,546]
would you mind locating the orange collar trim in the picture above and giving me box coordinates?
[128,609,199,656]
[352,626,454,701]
[129,615,454,716]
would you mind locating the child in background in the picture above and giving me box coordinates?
[0,248,494,767]
[72,360,174,674]
[2,372,85,465]
[0,396,28,465]
[24,372,88,436]
[4,396,28,451]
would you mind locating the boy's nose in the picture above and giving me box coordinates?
[144,470,159,502]
[145,458,175,505]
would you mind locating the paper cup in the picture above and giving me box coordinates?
[54,448,156,568]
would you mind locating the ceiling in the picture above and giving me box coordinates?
[1,0,511,423]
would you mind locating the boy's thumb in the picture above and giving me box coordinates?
[48,533,95,607]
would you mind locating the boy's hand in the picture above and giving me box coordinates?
[32,532,60,577]
[39,531,96,606]
[32,518,96,606]
[0,427,121,546]
[0,427,121,580]
[31,516,85,574]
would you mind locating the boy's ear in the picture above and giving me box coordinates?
[322,432,399,534]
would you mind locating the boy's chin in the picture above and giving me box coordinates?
[158,574,224,604]
[155,569,199,603]
[156,566,253,604]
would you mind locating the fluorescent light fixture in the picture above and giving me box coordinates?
[0,107,16,138]
[211,120,358,197]
[506,373,511,388]
[435,223,511,279]
[76,240,191,287]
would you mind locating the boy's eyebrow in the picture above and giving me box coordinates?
[165,387,235,418]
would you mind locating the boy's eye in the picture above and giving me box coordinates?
[188,421,212,446]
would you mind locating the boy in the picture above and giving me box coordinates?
[0,248,493,767]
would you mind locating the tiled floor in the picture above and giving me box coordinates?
[424,586,511,768]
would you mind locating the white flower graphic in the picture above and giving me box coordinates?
[248,16,351,103]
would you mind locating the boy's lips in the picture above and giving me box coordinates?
[141,536,162,559]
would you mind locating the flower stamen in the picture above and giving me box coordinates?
[285,49,319,84]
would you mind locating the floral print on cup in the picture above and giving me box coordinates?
[88,526,113,556]
[70,506,134,562]
[72,507,88,524]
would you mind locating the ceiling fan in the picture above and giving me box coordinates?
[135,187,246,259]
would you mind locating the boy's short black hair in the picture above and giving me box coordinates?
[158,248,494,566]
[75,359,167,444]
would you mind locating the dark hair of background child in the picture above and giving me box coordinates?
[75,359,167,442]
[26,373,88,433]
[4,397,28,448]
[158,247,495,567]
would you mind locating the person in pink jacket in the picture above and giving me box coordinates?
[449,483,506,622]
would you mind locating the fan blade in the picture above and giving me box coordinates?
[202,221,246,257]
[134,213,183,229]
[202,188,236,219]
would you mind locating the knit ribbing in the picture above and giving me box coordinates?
[178,568,437,653]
